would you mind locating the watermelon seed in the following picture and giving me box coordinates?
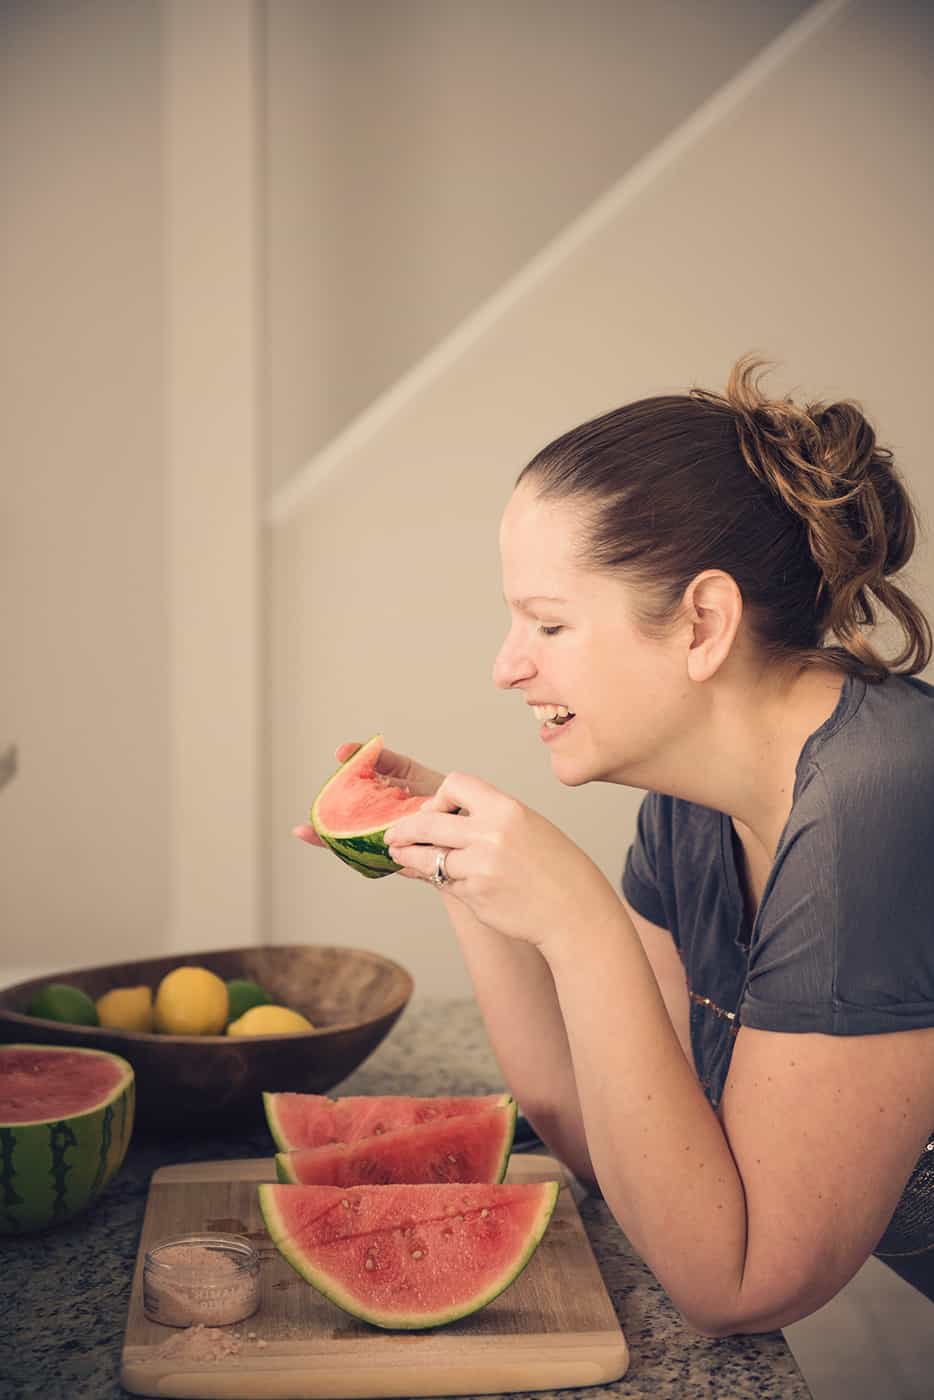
[340,1199,350,1209]
[411,1250,424,1260]
[481,1208,490,1218]
[364,1257,375,1270]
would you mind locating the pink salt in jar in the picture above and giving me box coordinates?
[143,1233,260,1328]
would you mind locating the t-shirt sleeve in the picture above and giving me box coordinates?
[622,791,672,934]
[741,763,934,1035]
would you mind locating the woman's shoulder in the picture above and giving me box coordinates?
[799,671,934,805]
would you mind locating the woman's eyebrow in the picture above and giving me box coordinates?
[506,594,568,610]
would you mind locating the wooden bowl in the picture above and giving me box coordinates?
[0,946,413,1127]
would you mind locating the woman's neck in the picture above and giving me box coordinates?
[650,664,847,859]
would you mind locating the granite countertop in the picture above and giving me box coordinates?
[1,996,811,1399]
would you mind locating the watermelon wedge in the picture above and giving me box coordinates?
[0,1043,135,1233]
[310,735,428,878]
[263,1090,514,1152]
[258,1179,560,1329]
[275,1102,517,1187]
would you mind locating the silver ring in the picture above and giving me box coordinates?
[431,848,451,887]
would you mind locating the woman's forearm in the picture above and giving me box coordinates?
[441,891,596,1183]
[542,900,750,1332]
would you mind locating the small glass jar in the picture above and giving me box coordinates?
[143,1232,260,1328]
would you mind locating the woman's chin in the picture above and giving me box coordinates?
[548,750,596,788]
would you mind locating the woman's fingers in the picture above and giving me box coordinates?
[385,810,469,851]
[336,740,441,796]
[391,843,462,884]
[380,749,444,796]
[293,823,326,847]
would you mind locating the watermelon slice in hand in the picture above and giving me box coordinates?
[275,1101,517,1187]
[310,734,428,879]
[258,1179,560,1330]
[0,1043,134,1233]
[263,1090,514,1152]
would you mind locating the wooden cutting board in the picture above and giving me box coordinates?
[120,1155,629,1399]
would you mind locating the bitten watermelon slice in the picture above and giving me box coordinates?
[0,1043,135,1233]
[264,1090,514,1153]
[310,734,428,878]
[275,1102,517,1187]
[258,1179,560,1329]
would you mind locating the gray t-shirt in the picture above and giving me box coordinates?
[622,669,934,1256]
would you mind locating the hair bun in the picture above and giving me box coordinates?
[703,354,929,678]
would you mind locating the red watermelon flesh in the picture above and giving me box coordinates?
[276,1103,516,1187]
[258,1179,560,1329]
[0,1046,127,1123]
[264,1091,514,1152]
[316,754,427,829]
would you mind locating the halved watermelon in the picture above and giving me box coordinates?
[0,1043,135,1233]
[258,1179,560,1329]
[310,735,428,878]
[264,1090,514,1153]
[275,1102,516,1187]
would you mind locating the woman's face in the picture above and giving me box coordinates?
[494,481,688,787]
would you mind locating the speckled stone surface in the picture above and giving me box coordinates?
[1,997,811,1399]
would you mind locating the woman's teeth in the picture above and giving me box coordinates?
[532,704,575,728]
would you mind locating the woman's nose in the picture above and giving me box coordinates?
[492,632,536,691]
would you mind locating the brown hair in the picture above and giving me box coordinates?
[517,355,931,684]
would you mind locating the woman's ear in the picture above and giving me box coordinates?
[683,571,744,683]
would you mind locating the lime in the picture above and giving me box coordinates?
[28,983,99,1026]
[96,985,154,1033]
[226,1005,314,1037]
[226,978,272,1024]
[154,966,229,1036]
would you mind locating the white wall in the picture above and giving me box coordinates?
[6,1,930,994]
[2,0,265,982]
[264,0,811,492]
[267,0,934,998]
[3,0,805,982]
[1,0,169,976]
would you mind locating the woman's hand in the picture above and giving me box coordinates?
[383,770,621,951]
[292,742,445,848]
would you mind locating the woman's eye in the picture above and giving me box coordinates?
[538,624,563,637]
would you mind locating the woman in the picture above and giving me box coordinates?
[296,356,934,1334]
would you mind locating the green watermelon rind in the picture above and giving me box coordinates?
[0,1043,135,1234]
[275,1153,301,1184]
[310,735,401,879]
[262,1090,515,1154]
[272,1100,519,1187]
[257,1179,561,1331]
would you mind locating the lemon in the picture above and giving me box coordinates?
[154,966,229,1036]
[226,978,272,1023]
[96,985,154,1033]
[28,983,99,1026]
[226,1005,314,1036]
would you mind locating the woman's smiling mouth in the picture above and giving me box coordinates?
[530,703,576,736]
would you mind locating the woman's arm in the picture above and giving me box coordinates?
[443,896,693,1183]
[545,905,934,1336]
[441,892,596,1184]
[622,897,693,1068]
